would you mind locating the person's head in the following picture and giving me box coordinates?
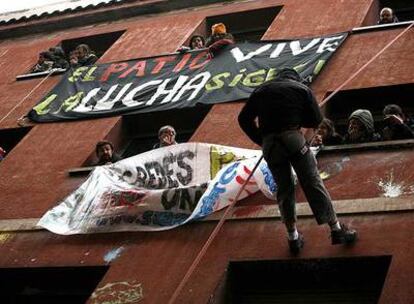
[317,118,336,140]
[190,35,205,49]
[158,125,176,146]
[383,104,405,120]
[211,23,227,39]
[96,140,114,163]
[380,7,395,24]
[38,51,52,63]
[76,44,91,59]
[274,68,302,82]
[347,109,375,141]
[51,46,65,58]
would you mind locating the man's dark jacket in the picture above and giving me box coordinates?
[238,79,322,146]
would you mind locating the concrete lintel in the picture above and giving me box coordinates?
[0,197,413,232]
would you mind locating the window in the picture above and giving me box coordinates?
[0,266,108,304]
[206,6,282,42]
[60,30,125,61]
[323,83,414,139]
[212,256,391,304]
[380,0,414,21]
[17,30,125,80]
[0,127,32,161]
[121,104,212,157]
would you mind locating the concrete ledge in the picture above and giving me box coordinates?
[0,197,413,232]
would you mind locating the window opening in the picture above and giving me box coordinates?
[319,83,414,149]
[206,6,282,42]
[380,0,414,22]
[18,30,125,80]
[121,104,212,158]
[0,126,32,161]
[212,256,391,304]
[0,266,109,304]
[324,84,414,134]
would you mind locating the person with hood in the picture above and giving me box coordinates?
[205,23,235,58]
[382,104,414,140]
[311,118,343,146]
[49,46,69,70]
[378,7,399,24]
[238,68,357,255]
[343,109,381,144]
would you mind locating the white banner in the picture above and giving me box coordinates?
[38,143,281,234]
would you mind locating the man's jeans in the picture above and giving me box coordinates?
[263,130,336,225]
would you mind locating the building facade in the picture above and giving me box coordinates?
[0,0,413,303]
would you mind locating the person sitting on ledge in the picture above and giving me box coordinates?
[95,140,121,166]
[311,118,343,146]
[31,51,54,73]
[73,44,98,67]
[153,125,178,149]
[205,23,235,58]
[382,104,414,141]
[378,7,399,24]
[343,109,381,144]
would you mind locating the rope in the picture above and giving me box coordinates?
[0,69,55,125]
[168,22,414,303]
[321,21,414,107]
[167,155,264,304]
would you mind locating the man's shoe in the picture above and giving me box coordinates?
[288,233,304,255]
[331,222,357,245]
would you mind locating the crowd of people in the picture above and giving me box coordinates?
[30,43,98,73]
[311,104,414,147]
[30,6,398,75]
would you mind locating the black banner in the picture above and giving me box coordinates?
[29,32,347,122]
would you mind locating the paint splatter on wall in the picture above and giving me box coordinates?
[103,246,125,263]
[377,171,414,198]
[90,281,143,304]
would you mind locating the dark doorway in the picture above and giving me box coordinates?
[0,266,109,304]
[213,256,391,304]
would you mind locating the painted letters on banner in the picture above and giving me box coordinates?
[38,143,278,234]
[29,33,347,122]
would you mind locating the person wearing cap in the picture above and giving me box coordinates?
[382,104,414,140]
[344,109,381,144]
[205,23,235,58]
[238,68,357,255]
[378,7,399,24]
